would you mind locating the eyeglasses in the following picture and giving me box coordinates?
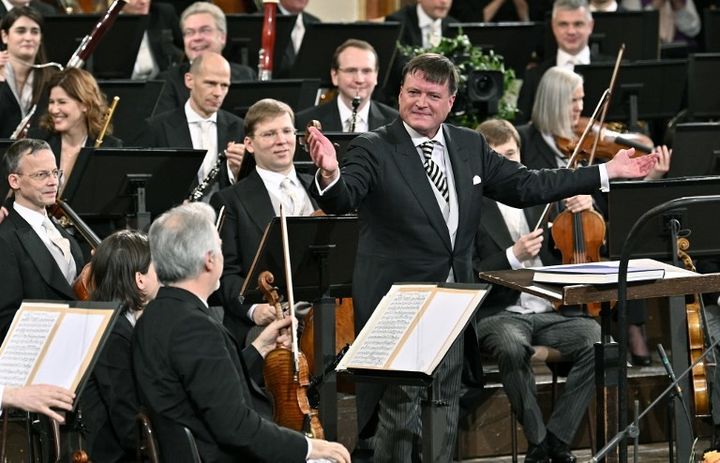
[182,26,217,38]
[14,169,63,181]
[336,67,376,77]
[254,127,296,142]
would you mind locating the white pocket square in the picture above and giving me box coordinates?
[472,175,482,185]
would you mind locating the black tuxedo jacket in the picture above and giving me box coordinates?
[310,118,602,429]
[385,5,458,48]
[146,2,184,72]
[0,1,57,17]
[0,207,84,340]
[294,97,399,132]
[81,314,137,462]
[132,286,308,462]
[0,83,23,139]
[515,51,614,123]
[26,128,123,159]
[132,107,244,192]
[154,61,256,115]
[209,169,317,345]
[276,10,321,78]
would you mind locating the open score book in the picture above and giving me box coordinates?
[337,284,488,376]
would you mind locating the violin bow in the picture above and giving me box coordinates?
[279,205,301,374]
[587,44,626,165]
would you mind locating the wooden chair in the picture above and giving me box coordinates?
[136,410,201,463]
[136,410,160,463]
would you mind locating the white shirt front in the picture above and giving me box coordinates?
[556,45,591,70]
[184,101,219,182]
[256,166,313,216]
[416,4,443,48]
[337,98,370,133]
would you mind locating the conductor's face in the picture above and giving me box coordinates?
[182,12,226,61]
[245,112,296,175]
[7,149,59,213]
[399,71,455,138]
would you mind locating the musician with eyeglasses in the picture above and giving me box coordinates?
[0,138,85,342]
[0,7,56,138]
[295,40,398,134]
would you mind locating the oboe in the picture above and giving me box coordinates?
[349,94,361,132]
[188,151,227,202]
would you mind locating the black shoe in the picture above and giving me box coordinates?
[524,441,549,463]
[630,353,652,367]
[546,433,577,463]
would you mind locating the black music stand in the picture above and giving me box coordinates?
[293,131,358,175]
[43,14,148,79]
[575,60,687,129]
[97,80,165,142]
[449,22,544,79]
[667,123,720,178]
[687,53,720,120]
[241,215,358,441]
[288,22,403,88]
[223,13,296,72]
[59,147,206,230]
[704,9,720,53]
[606,185,720,462]
[221,79,321,118]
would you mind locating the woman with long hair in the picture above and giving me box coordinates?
[0,6,55,138]
[80,230,159,462]
[27,67,122,184]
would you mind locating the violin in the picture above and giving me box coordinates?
[259,206,324,438]
[677,237,710,417]
[554,117,654,161]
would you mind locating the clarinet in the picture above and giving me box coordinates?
[349,94,361,132]
[187,151,227,202]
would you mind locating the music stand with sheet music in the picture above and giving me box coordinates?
[43,14,148,79]
[241,215,358,441]
[575,60,687,129]
[667,123,720,178]
[288,22,403,88]
[59,147,206,230]
[448,22,544,79]
[221,79,321,118]
[97,80,165,142]
[687,53,720,120]
[223,13,296,72]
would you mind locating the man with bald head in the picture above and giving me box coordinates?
[133,51,245,202]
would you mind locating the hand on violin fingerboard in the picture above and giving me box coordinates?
[251,316,293,357]
[251,303,277,326]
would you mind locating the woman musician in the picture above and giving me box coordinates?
[28,67,122,184]
[517,66,671,365]
[0,7,57,139]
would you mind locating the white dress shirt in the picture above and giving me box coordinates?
[416,4,443,48]
[556,45,591,70]
[337,98,370,133]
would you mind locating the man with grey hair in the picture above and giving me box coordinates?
[132,202,351,463]
[516,0,612,123]
[154,1,255,115]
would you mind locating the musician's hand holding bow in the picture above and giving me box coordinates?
[226,141,245,179]
[307,126,339,187]
[605,148,658,179]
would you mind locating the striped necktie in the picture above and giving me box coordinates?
[419,141,449,202]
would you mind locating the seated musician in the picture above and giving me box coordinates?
[80,229,160,463]
[294,39,398,133]
[275,0,321,77]
[0,0,58,19]
[132,51,244,202]
[517,65,671,366]
[27,67,123,184]
[132,202,350,462]
[473,118,600,463]
[210,98,317,347]
[0,139,84,341]
[153,1,255,115]
[0,6,55,138]
[0,383,74,422]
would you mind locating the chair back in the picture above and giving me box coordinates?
[139,411,201,463]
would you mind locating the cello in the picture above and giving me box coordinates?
[260,206,324,438]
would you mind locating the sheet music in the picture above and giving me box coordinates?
[0,310,60,387]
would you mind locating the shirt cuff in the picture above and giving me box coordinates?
[505,247,525,270]
[305,436,312,459]
[0,384,4,415]
[247,304,258,323]
[314,169,340,195]
[598,164,610,192]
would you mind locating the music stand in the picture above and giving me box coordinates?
[575,59,687,128]
[705,9,720,53]
[687,53,720,120]
[59,147,206,230]
[667,123,720,178]
[97,80,165,142]
[223,13,296,71]
[448,22,544,79]
[241,215,358,441]
[221,79,321,118]
[608,176,720,260]
[43,14,149,79]
[288,22,403,88]
[293,131,358,175]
